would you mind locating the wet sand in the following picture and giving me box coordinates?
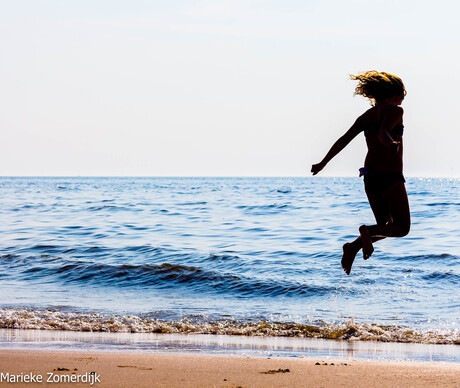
[0,350,459,387]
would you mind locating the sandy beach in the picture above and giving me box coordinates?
[0,350,459,388]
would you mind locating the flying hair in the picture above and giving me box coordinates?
[350,71,406,105]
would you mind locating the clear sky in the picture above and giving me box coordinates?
[1,0,459,177]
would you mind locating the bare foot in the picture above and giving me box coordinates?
[359,225,374,260]
[342,243,359,275]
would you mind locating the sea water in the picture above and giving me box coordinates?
[0,177,458,344]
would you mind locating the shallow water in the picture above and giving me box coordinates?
[0,177,458,344]
[1,329,458,363]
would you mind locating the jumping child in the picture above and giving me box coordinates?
[311,71,410,275]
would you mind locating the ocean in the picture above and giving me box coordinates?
[0,177,458,345]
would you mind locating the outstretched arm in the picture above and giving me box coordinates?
[311,115,364,175]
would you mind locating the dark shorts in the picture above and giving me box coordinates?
[362,169,405,196]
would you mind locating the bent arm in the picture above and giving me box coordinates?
[378,106,403,148]
[311,116,364,175]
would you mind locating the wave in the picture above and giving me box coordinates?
[391,253,458,263]
[236,203,298,215]
[274,187,291,194]
[2,253,334,298]
[176,201,208,206]
[3,247,458,297]
[0,308,458,345]
[87,204,141,212]
[421,271,460,283]
[424,202,459,207]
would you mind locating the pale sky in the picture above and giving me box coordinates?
[1,0,459,177]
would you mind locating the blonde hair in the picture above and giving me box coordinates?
[350,70,406,105]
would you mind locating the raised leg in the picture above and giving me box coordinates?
[363,182,411,240]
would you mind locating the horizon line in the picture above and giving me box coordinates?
[0,175,458,179]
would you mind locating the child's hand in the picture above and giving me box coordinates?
[311,162,325,176]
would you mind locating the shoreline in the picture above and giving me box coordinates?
[1,307,458,346]
[1,329,459,363]
[1,349,459,388]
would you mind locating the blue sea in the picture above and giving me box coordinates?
[0,177,458,344]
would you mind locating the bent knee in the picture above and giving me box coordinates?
[400,223,411,237]
[390,222,410,237]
